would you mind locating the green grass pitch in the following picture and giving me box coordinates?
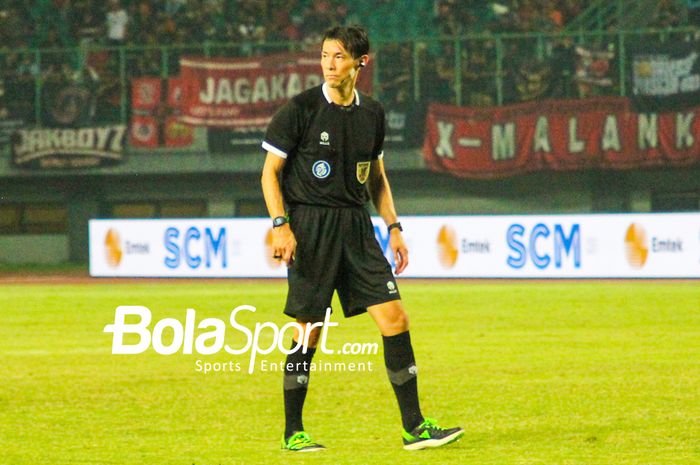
[1,279,699,464]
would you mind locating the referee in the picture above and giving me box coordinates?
[261,25,463,452]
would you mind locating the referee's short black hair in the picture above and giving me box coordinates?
[322,25,370,59]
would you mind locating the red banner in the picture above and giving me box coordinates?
[164,116,194,147]
[167,77,185,109]
[179,53,373,128]
[132,78,162,111]
[423,98,700,178]
[130,77,195,148]
[130,115,159,147]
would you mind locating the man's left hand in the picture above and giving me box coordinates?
[389,229,409,275]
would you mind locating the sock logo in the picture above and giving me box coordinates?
[296,374,309,385]
[408,365,418,376]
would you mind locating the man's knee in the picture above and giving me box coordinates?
[294,318,323,348]
[386,308,409,334]
[369,301,410,336]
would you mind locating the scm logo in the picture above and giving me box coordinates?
[507,223,581,269]
[164,226,227,269]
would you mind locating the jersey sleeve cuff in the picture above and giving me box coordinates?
[262,141,288,159]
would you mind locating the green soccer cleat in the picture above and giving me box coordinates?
[281,431,326,452]
[402,418,464,451]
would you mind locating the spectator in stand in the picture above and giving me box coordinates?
[688,0,700,26]
[165,0,187,17]
[557,0,587,25]
[105,0,129,46]
[435,1,464,36]
[267,10,303,42]
[377,42,414,105]
[74,1,102,46]
[156,11,181,44]
[654,0,685,27]
[129,0,158,45]
[0,5,32,49]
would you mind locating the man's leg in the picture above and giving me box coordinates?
[367,300,424,431]
[282,318,324,451]
[368,300,464,450]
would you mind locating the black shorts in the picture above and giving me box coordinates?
[284,204,401,319]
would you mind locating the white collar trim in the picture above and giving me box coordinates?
[322,82,360,106]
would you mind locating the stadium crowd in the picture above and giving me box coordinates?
[0,0,662,49]
[0,0,696,124]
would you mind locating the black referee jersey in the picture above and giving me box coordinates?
[262,83,386,208]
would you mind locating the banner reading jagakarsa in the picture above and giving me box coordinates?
[179,53,373,129]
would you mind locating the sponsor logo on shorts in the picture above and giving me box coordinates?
[312,160,331,179]
[387,281,398,294]
[356,161,371,184]
[319,131,330,146]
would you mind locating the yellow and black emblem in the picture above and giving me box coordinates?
[356,161,371,184]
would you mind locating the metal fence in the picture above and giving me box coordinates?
[0,27,698,127]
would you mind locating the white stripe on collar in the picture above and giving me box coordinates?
[322,82,360,106]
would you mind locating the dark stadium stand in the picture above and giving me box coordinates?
[0,1,699,265]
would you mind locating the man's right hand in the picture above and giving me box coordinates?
[272,223,297,267]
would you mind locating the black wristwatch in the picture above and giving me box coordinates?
[272,216,288,228]
[387,222,402,233]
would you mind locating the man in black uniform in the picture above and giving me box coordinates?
[261,25,463,452]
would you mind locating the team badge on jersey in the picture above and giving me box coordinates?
[312,160,331,178]
[356,161,371,184]
[319,131,330,146]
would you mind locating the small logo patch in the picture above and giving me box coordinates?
[356,161,371,184]
[387,281,397,294]
[320,131,330,146]
[312,160,331,179]
[408,365,418,376]
[297,375,309,385]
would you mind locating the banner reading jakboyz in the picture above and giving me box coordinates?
[628,39,700,112]
[423,98,700,178]
[89,214,700,278]
[12,125,126,169]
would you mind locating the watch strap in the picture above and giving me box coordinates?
[272,216,288,228]
[387,222,402,233]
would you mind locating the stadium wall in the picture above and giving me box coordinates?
[0,235,68,264]
[3,144,700,265]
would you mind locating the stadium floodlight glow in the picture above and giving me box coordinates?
[103,305,338,373]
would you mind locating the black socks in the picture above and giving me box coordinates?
[283,341,316,439]
[283,331,424,438]
[383,331,424,432]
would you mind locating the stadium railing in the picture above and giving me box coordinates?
[0,27,697,128]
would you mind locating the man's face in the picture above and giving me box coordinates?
[321,39,357,89]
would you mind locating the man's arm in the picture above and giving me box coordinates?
[367,158,408,274]
[261,152,296,265]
